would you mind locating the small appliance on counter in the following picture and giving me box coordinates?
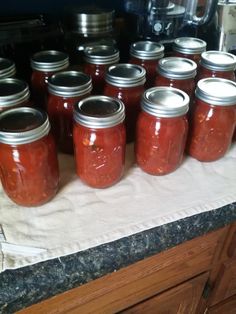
[216,0,236,54]
[123,0,217,43]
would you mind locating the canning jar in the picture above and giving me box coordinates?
[83,45,119,94]
[73,95,126,188]
[188,78,236,162]
[155,57,197,99]
[172,37,206,65]
[129,41,164,88]
[104,63,146,142]
[30,50,69,110]
[197,51,236,82]
[0,78,30,112]
[135,87,189,175]
[47,71,92,154]
[0,107,59,206]
[0,58,16,79]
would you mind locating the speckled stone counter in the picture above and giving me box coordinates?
[0,202,236,313]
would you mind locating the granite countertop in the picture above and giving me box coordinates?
[0,202,236,313]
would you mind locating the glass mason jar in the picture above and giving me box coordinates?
[30,50,69,110]
[104,63,146,143]
[73,95,126,188]
[129,41,164,88]
[0,78,30,112]
[0,57,16,79]
[172,37,206,65]
[135,87,189,175]
[197,51,236,82]
[188,78,236,162]
[155,57,197,99]
[83,45,119,94]
[47,71,92,154]
[0,107,59,206]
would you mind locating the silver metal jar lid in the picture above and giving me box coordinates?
[173,37,206,55]
[48,71,92,97]
[0,107,50,145]
[157,57,197,79]
[142,87,189,118]
[130,41,165,60]
[68,8,114,35]
[74,95,125,128]
[105,64,146,87]
[30,50,69,72]
[200,50,236,71]
[0,78,30,109]
[84,45,119,65]
[0,58,16,79]
[196,78,236,106]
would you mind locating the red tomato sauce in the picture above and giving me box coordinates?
[187,99,236,162]
[73,123,126,188]
[135,111,188,175]
[0,133,59,206]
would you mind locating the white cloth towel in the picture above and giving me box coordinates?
[0,143,236,272]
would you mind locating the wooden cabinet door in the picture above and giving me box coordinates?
[207,295,236,314]
[209,258,236,306]
[121,272,208,314]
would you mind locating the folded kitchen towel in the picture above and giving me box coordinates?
[0,143,236,272]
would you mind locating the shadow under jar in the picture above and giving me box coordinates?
[188,78,236,162]
[135,87,189,175]
[0,57,16,79]
[73,95,126,188]
[155,57,197,100]
[172,37,206,65]
[30,50,69,110]
[83,45,119,95]
[197,50,236,82]
[104,63,146,143]
[0,78,30,112]
[47,71,92,154]
[0,107,59,206]
[129,41,164,88]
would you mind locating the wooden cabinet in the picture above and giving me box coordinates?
[18,223,236,314]
[121,273,209,314]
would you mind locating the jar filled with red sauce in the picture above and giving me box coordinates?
[155,57,197,99]
[30,50,69,110]
[135,87,189,175]
[83,45,119,94]
[47,71,92,154]
[197,51,236,82]
[104,63,146,142]
[73,95,126,188]
[188,78,236,162]
[0,107,59,206]
[0,58,16,79]
[129,41,164,88]
[172,37,206,65]
[0,78,30,112]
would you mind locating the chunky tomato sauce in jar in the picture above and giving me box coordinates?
[0,78,30,112]
[172,37,206,65]
[155,57,197,99]
[197,51,236,82]
[104,63,146,142]
[30,50,69,110]
[129,41,164,88]
[73,95,126,188]
[47,71,92,154]
[0,107,59,206]
[188,78,236,162]
[83,45,119,94]
[0,58,16,79]
[135,87,189,175]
